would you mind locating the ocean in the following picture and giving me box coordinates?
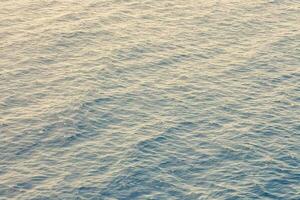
[0,0,299,199]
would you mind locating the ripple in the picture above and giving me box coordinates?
[1,0,300,199]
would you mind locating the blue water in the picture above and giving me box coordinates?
[0,0,299,199]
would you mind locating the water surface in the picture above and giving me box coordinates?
[0,0,300,199]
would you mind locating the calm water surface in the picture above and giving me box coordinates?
[0,0,300,199]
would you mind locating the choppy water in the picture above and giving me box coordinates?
[1,0,300,199]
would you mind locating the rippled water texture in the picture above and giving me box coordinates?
[1,0,300,199]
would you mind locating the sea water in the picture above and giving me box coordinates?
[0,0,299,199]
